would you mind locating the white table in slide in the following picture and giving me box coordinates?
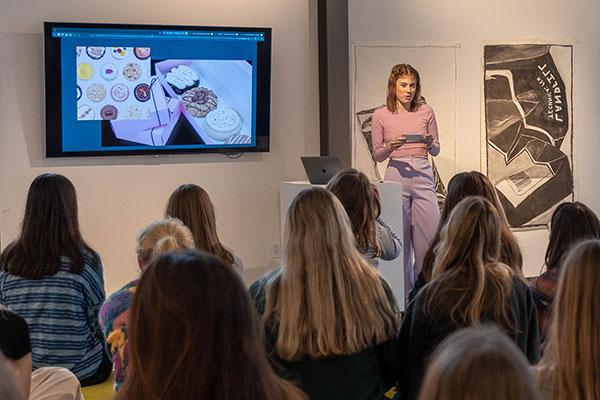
[280,181,405,310]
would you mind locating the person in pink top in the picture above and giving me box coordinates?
[371,63,440,298]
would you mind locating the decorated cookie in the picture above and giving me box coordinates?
[101,104,118,120]
[203,107,242,140]
[77,63,94,81]
[124,104,141,119]
[134,83,151,102]
[123,62,142,81]
[86,83,106,102]
[77,105,94,120]
[86,47,106,60]
[111,47,128,59]
[224,134,251,145]
[76,85,82,101]
[181,87,217,118]
[110,83,129,102]
[101,63,118,81]
[134,47,151,60]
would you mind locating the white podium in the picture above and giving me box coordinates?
[280,181,405,310]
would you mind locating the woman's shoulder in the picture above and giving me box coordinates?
[373,105,391,117]
[417,103,434,114]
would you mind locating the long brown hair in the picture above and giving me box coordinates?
[263,187,399,362]
[537,239,600,400]
[544,202,600,271]
[421,171,522,282]
[116,250,306,400]
[386,63,423,113]
[0,173,99,278]
[326,168,380,254]
[136,218,195,267]
[419,326,541,400]
[425,196,513,329]
[165,184,234,264]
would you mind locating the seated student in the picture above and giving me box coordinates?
[326,168,401,267]
[0,305,83,400]
[165,184,244,273]
[250,187,400,400]
[535,239,600,400]
[114,250,306,400]
[99,218,195,391]
[418,326,542,400]
[410,171,522,301]
[0,173,110,386]
[398,196,539,400]
[529,202,600,342]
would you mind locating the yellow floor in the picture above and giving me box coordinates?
[81,374,115,400]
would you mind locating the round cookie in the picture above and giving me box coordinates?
[86,47,105,60]
[224,134,251,145]
[77,105,94,120]
[181,87,218,118]
[134,83,151,102]
[111,83,129,102]
[101,104,118,120]
[76,85,82,101]
[77,63,94,81]
[101,63,118,81]
[111,47,128,60]
[123,62,142,81]
[134,47,151,60]
[86,83,106,102]
[203,107,242,140]
[124,104,141,119]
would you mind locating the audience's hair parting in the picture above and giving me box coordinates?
[538,239,600,400]
[263,187,399,362]
[326,168,381,254]
[136,217,195,267]
[116,250,306,400]
[544,201,600,271]
[165,183,235,264]
[421,171,522,282]
[386,63,423,112]
[0,173,98,278]
[418,326,542,400]
[425,196,513,329]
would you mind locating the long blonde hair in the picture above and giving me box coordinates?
[263,187,399,362]
[425,196,513,329]
[537,239,600,400]
[136,218,195,267]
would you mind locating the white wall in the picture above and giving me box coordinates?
[0,0,320,292]
[349,0,600,276]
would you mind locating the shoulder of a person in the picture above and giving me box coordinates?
[373,105,391,117]
[249,270,277,298]
[418,103,434,114]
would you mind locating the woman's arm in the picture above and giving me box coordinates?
[376,218,402,261]
[426,108,440,157]
[372,111,394,162]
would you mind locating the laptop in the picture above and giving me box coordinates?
[301,156,342,185]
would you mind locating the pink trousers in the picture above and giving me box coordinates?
[385,157,440,298]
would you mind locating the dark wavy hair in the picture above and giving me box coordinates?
[386,63,423,113]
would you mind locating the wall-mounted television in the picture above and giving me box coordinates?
[44,22,272,157]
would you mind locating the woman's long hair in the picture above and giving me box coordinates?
[538,239,600,400]
[326,168,380,254]
[419,326,541,400]
[0,173,98,278]
[421,171,522,282]
[425,196,513,329]
[116,250,306,400]
[165,184,234,264]
[386,63,423,112]
[136,217,195,267]
[263,187,399,362]
[544,202,600,271]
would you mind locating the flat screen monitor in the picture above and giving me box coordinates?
[44,22,271,157]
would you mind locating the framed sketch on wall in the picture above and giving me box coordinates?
[483,44,574,229]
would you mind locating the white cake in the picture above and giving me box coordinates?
[202,107,242,141]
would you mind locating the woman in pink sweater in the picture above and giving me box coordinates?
[371,64,440,296]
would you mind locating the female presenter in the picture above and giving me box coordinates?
[371,64,440,295]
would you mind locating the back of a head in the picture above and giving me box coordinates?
[545,202,600,271]
[418,326,541,400]
[119,250,304,400]
[136,217,195,267]
[541,239,600,400]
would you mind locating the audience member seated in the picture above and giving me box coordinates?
[165,183,244,272]
[114,250,306,400]
[0,173,111,386]
[535,239,600,400]
[0,305,84,400]
[398,196,540,400]
[0,356,20,400]
[250,187,400,400]
[418,326,542,400]
[410,171,522,301]
[99,218,195,391]
[327,168,401,267]
[529,202,600,342]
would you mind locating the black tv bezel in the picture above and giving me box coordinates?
[44,21,272,158]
